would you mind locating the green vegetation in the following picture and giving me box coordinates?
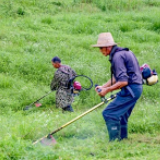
[0,0,160,159]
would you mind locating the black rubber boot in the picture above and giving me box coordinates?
[106,122,120,141]
[120,124,128,140]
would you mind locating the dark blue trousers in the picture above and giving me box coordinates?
[102,84,143,141]
[63,105,74,112]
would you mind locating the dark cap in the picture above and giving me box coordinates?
[52,56,61,63]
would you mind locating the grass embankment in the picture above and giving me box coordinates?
[0,0,160,159]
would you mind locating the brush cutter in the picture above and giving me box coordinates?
[23,91,53,111]
[33,94,116,146]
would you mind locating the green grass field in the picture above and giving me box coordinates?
[0,0,160,159]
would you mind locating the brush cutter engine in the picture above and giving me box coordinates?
[140,64,158,86]
[72,81,82,95]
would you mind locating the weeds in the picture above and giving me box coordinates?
[0,0,160,159]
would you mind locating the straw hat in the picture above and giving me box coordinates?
[92,32,117,48]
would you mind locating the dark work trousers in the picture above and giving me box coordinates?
[62,105,74,112]
[102,84,143,141]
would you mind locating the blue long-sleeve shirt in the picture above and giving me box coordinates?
[109,46,142,84]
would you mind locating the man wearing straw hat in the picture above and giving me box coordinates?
[93,32,143,141]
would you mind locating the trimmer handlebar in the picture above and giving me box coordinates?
[95,84,116,103]
[95,84,102,92]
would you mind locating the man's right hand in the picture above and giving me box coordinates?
[95,84,103,93]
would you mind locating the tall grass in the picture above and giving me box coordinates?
[0,0,160,159]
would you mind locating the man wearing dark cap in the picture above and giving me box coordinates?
[93,32,143,141]
[50,56,77,112]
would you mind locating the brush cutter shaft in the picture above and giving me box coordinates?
[33,91,53,104]
[33,95,116,145]
[51,102,104,135]
[50,95,116,135]
[24,91,53,111]
[33,101,104,145]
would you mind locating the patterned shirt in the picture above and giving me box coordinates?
[50,65,77,108]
